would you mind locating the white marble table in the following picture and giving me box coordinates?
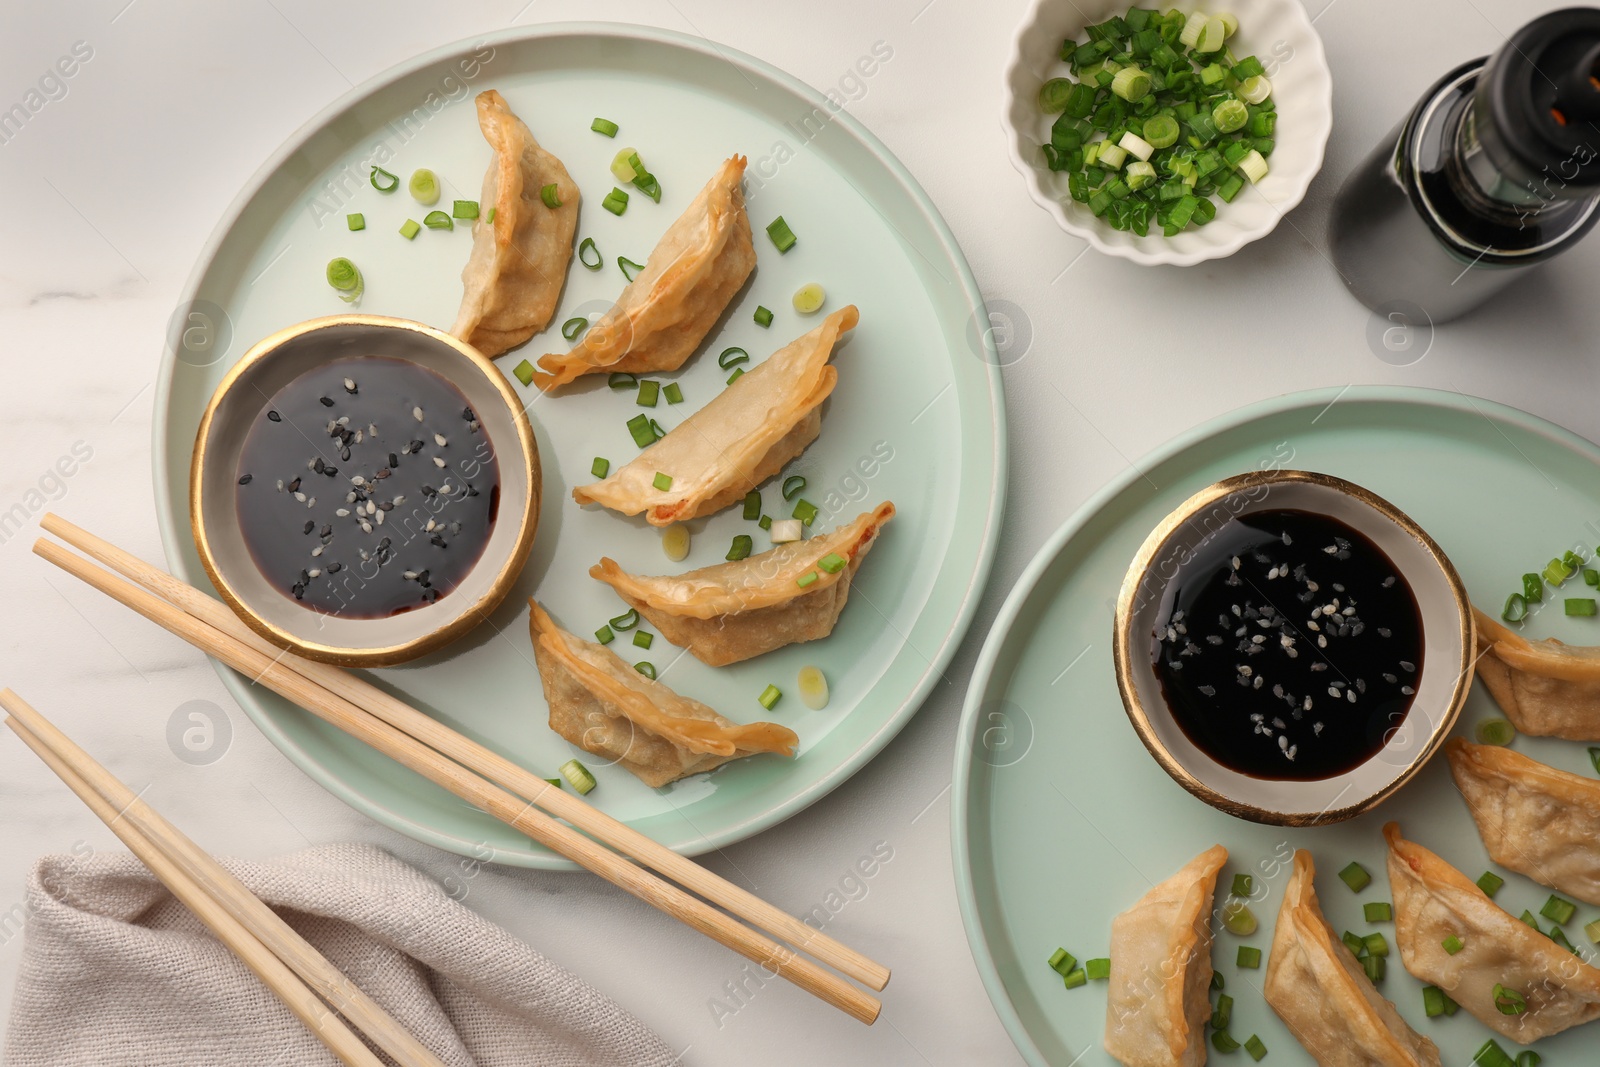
[1,0,1592,1063]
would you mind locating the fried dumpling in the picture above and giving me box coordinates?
[1265,849,1441,1067]
[591,502,894,666]
[1384,821,1600,1043]
[573,305,858,525]
[1447,738,1600,906]
[532,155,755,389]
[1474,606,1600,740]
[528,600,796,788]
[1104,844,1227,1067]
[451,90,579,358]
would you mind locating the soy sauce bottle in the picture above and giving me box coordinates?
[1329,7,1600,323]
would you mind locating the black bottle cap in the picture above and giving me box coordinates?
[1476,6,1600,196]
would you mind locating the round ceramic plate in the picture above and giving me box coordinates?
[953,386,1600,1066]
[153,23,1003,868]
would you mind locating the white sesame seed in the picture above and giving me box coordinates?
[434,433,447,447]
[307,568,321,578]
[1278,734,1288,750]
[293,491,306,502]
[1253,676,1263,689]
[375,510,385,525]
[1317,635,1327,648]
[1401,685,1415,695]
[311,545,323,557]
[343,377,356,391]
[1286,745,1296,760]
[403,571,418,580]
[1347,690,1357,703]
[1232,556,1241,570]
[392,495,405,505]
[433,457,446,468]
[351,475,365,485]
[336,508,350,517]
[1399,660,1415,672]
[368,423,379,437]
[1238,665,1253,677]
[413,406,424,421]
[1304,697,1314,711]
[1313,722,1324,734]
[360,521,372,534]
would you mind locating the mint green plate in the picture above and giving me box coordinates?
[152,24,1003,868]
[954,387,1600,1066]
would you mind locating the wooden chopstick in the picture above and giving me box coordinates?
[40,513,890,993]
[33,533,883,1025]
[0,688,446,1067]
[2,711,386,1067]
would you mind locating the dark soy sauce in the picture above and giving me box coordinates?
[235,355,500,617]
[1151,509,1423,781]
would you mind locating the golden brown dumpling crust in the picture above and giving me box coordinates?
[451,90,579,357]
[1265,850,1441,1067]
[533,155,755,389]
[528,600,796,788]
[573,305,858,526]
[1447,739,1600,906]
[1474,606,1600,740]
[1384,821,1600,1044]
[590,503,894,666]
[1104,844,1227,1067]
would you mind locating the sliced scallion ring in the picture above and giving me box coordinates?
[610,147,639,182]
[558,758,596,795]
[423,210,453,230]
[370,166,399,192]
[562,317,588,342]
[579,237,603,271]
[781,476,807,501]
[591,117,619,137]
[726,534,753,561]
[618,256,645,282]
[766,215,797,253]
[608,372,638,390]
[634,661,656,679]
[325,257,363,303]
[608,609,640,632]
[792,283,825,314]
[540,183,563,209]
[718,347,749,370]
[409,168,440,205]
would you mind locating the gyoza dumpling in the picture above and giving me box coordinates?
[1384,821,1600,1043]
[529,600,796,788]
[532,156,755,389]
[1104,844,1227,1067]
[1266,849,1441,1067]
[1447,739,1600,906]
[573,305,858,525]
[590,502,894,666]
[1474,606,1600,740]
[451,90,579,358]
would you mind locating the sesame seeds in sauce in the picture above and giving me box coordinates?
[1151,509,1424,780]
[234,355,499,617]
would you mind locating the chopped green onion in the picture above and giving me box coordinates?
[726,368,745,386]
[742,491,762,520]
[1195,16,1227,52]
[1585,917,1600,943]
[649,419,665,439]
[1586,567,1600,587]
[637,380,660,407]
[1111,66,1152,102]
[782,475,807,500]
[1592,747,1600,775]
[1039,78,1076,112]
[1062,967,1087,989]
[1477,871,1505,897]
[1211,1030,1240,1054]
[370,166,399,192]
[719,347,749,370]
[559,758,596,795]
[758,684,782,710]
[424,210,453,230]
[1338,862,1371,893]
[1493,983,1527,1015]
[1085,957,1110,979]
[663,382,683,404]
[818,552,848,574]
[1544,556,1572,585]
[610,147,640,182]
[1516,1052,1543,1067]
[346,213,365,231]
[1239,149,1269,183]
[1520,910,1542,932]
[626,413,654,448]
[1211,993,1233,1029]
[662,523,690,562]
[1243,1034,1267,1062]
[540,183,563,209]
[562,317,588,342]
[1501,592,1528,622]
[652,472,672,491]
[1568,597,1598,616]
[1362,955,1385,982]
[726,534,753,561]
[409,168,439,205]
[399,218,421,240]
[1549,924,1578,954]
[1541,895,1578,926]
[512,359,535,386]
[1523,573,1544,601]
[1474,1039,1515,1067]
[609,609,640,631]
[1476,719,1516,746]
[601,187,630,215]
[486,208,495,223]
[325,257,363,303]
[792,283,826,314]
[766,216,797,253]
[609,372,638,390]
[1143,114,1180,149]
[1179,11,1207,47]
[759,515,773,531]
[1365,902,1393,922]
[1213,99,1249,134]
[1363,932,1389,957]
[1221,899,1257,936]
[1236,946,1261,969]
[1240,76,1273,105]
[799,664,830,709]
[1443,934,1464,954]
[796,571,819,589]
[1343,931,1368,957]
[1422,985,1453,1018]
[792,499,819,526]
[452,200,479,219]
[591,456,610,479]
[546,777,563,789]
[591,117,619,137]
[1211,972,1225,991]
[619,256,645,282]
[1231,874,1253,897]
[579,237,603,271]
[633,630,653,649]
[633,661,656,680]
[754,305,774,327]
[594,625,614,644]
[1047,948,1077,976]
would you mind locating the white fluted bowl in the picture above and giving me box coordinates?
[1003,0,1334,266]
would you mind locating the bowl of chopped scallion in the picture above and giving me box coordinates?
[1003,0,1333,265]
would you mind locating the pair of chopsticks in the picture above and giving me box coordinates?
[2,689,443,1066]
[28,514,888,1027]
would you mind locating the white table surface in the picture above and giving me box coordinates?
[1,0,1593,1063]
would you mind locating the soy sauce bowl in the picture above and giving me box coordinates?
[1112,470,1473,825]
[191,315,540,667]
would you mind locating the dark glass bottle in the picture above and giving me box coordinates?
[1329,8,1600,323]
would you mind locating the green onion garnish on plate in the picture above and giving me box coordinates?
[591,457,610,479]
[1568,597,1598,616]
[1047,947,1076,976]
[652,472,672,491]
[719,347,749,370]
[1442,934,1464,954]
[1236,946,1261,969]
[1541,895,1578,926]
[399,218,421,240]
[1476,719,1516,746]
[782,476,806,500]
[559,758,596,794]
[754,305,774,327]
[1338,862,1371,892]
[409,168,439,205]
[562,317,588,342]
[1085,957,1110,979]
[512,360,534,386]
[580,237,603,270]
[370,166,399,192]
[591,117,619,137]
[619,256,645,282]
[346,213,365,231]
[637,380,660,408]
[1493,983,1528,1015]
[726,368,745,386]
[792,499,819,526]
[1476,871,1504,897]
[325,258,363,303]
[540,184,562,209]
[758,684,781,710]
[766,216,797,252]
[423,211,452,230]
[1364,902,1393,922]
[726,534,753,561]
[609,609,639,632]
[594,625,614,644]
[663,383,683,404]
[609,372,638,390]
[742,491,762,520]
[633,631,653,649]
[818,552,847,574]
[626,414,655,448]
[601,187,630,215]
[453,200,479,219]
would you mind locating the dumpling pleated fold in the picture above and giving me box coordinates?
[1474,605,1600,741]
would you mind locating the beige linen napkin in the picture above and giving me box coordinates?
[4,843,678,1066]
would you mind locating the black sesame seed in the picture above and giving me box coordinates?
[430,535,446,547]
[319,396,335,407]
[421,484,436,496]
[237,474,253,485]
[291,583,305,599]
[267,410,282,422]
[313,457,325,474]
[378,537,392,549]
[287,477,301,492]
[416,569,430,584]
[340,447,351,461]
[409,439,424,453]
[303,521,315,535]
[462,407,474,420]
[388,452,399,469]
[320,524,332,537]
[299,569,310,584]
[377,501,393,511]
[323,465,338,477]
[375,468,390,479]
[327,562,343,573]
